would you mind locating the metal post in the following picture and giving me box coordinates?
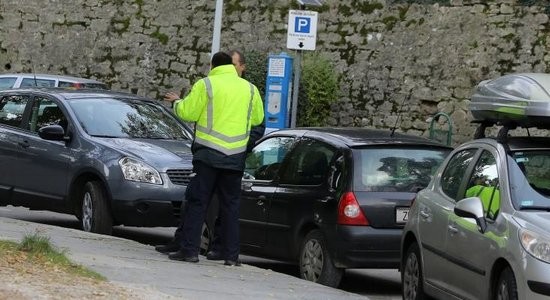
[290,3,307,128]
[211,0,223,56]
[290,50,302,128]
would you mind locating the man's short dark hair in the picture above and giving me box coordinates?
[211,52,233,68]
[229,50,245,65]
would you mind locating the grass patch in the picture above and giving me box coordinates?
[0,232,105,281]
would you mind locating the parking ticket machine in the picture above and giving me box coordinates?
[264,52,293,131]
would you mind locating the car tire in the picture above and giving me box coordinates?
[80,181,113,235]
[495,266,518,300]
[299,229,343,288]
[402,242,425,300]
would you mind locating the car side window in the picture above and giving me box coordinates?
[0,95,30,128]
[244,137,295,181]
[20,78,55,88]
[28,97,67,133]
[464,151,500,220]
[440,149,477,200]
[0,77,17,89]
[279,139,336,185]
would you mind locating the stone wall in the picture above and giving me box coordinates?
[1,0,549,145]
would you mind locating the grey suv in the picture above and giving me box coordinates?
[0,88,194,235]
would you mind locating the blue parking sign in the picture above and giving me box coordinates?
[294,17,311,33]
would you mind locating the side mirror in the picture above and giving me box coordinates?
[455,197,487,233]
[38,125,68,141]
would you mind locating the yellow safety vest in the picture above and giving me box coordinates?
[173,65,264,156]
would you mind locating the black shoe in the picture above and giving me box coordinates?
[168,250,199,263]
[155,242,180,254]
[206,250,223,261]
[224,259,241,266]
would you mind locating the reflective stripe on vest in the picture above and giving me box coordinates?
[194,77,255,155]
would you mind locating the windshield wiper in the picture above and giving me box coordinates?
[519,206,550,212]
[90,134,121,138]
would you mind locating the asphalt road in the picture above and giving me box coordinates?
[0,206,402,299]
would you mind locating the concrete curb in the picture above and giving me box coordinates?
[0,217,367,299]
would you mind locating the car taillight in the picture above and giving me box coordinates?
[337,192,369,226]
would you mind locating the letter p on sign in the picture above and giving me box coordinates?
[295,17,310,33]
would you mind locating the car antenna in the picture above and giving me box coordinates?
[390,89,413,137]
[31,62,37,87]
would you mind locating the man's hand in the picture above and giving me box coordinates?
[164,92,180,102]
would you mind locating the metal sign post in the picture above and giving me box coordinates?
[211,0,223,56]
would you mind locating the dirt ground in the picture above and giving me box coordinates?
[0,249,174,300]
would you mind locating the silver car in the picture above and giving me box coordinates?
[0,73,108,90]
[401,134,550,299]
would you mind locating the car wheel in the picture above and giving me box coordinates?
[199,222,210,256]
[495,267,518,300]
[81,181,113,235]
[402,242,425,300]
[299,229,343,288]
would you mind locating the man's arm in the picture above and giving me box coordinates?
[171,80,207,123]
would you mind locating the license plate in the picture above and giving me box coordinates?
[396,207,409,223]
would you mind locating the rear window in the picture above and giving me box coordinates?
[0,77,17,89]
[353,147,450,192]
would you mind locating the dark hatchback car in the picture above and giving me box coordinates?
[239,127,452,287]
[0,88,196,236]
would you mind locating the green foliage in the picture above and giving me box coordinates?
[238,50,339,127]
[13,232,105,280]
[297,52,339,127]
[243,50,268,99]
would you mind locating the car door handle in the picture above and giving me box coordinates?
[318,196,333,203]
[256,195,266,206]
[18,140,30,148]
[448,225,459,234]
[242,182,253,191]
[420,211,430,219]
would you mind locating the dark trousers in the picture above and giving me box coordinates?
[178,161,242,260]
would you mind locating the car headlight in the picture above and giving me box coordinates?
[520,228,550,264]
[119,157,163,185]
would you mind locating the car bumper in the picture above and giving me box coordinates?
[520,254,550,299]
[109,176,186,227]
[325,224,402,269]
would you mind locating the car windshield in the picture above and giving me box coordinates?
[68,97,190,140]
[509,150,550,210]
[353,147,450,192]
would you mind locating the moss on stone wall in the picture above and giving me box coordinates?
[355,1,384,14]
[110,17,130,34]
[52,20,88,29]
[150,29,169,45]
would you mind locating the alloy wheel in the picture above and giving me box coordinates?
[403,252,419,300]
[301,239,324,282]
[199,223,210,255]
[82,192,93,232]
[497,281,509,300]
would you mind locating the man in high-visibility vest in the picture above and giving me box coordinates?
[164,51,264,265]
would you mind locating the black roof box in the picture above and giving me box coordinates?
[469,73,550,129]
